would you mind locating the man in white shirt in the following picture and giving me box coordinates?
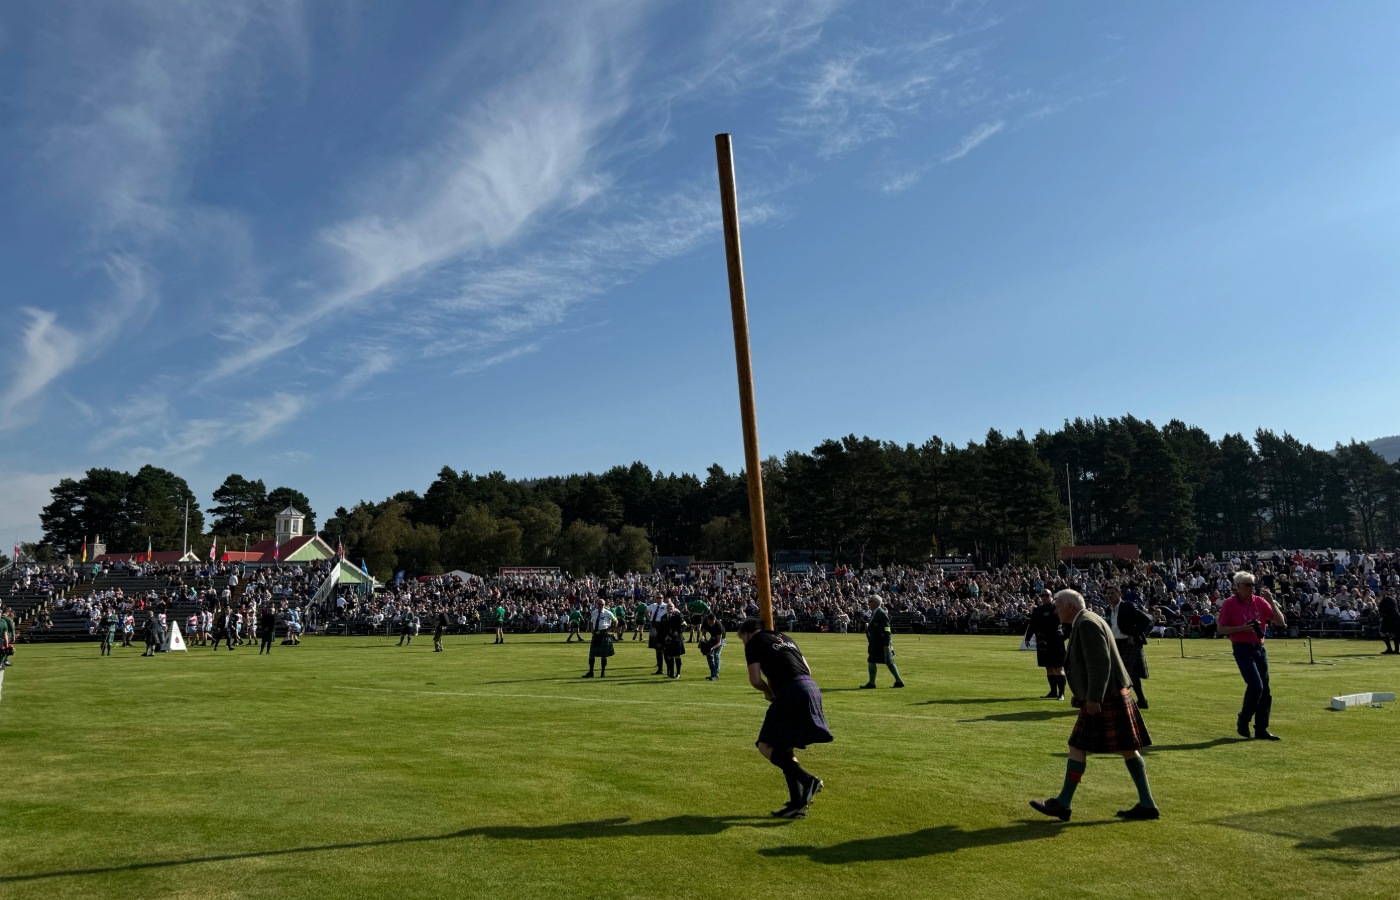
[582,598,616,678]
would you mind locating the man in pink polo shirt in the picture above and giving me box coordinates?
[1217,571,1286,741]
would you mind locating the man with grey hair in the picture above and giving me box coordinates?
[1030,589,1159,822]
[1217,571,1285,740]
[859,594,905,689]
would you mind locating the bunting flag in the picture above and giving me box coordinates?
[209,538,217,562]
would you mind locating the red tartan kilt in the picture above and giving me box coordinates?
[1068,687,1151,753]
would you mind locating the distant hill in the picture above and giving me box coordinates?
[1367,435,1400,463]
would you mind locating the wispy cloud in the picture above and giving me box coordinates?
[207,5,644,383]
[1,255,157,430]
[942,119,1005,162]
[95,390,305,466]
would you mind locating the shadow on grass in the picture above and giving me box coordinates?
[918,697,1032,706]
[0,815,783,884]
[761,820,1107,864]
[1213,794,1400,865]
[957,709,1079,723]
[1145,737,1250,753]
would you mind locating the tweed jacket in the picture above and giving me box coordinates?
[1065,609,1133,703]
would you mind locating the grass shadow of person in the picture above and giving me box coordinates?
[1295,825,1400,864]
[0,816,784,885]
[918,697,1033,706]
[1144,737,1249,753]
[957,709,1079,723]
[760,820,1108,864]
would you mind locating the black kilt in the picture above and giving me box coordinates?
[1116,639,1149,680]
[1382,615,1400,634]
[866,640,892,665]
[663,635,686,657]
[758,676,834,750]
[647,627,663,650]
[1035,638,1066,668]
[1068,687,1151,753]
[589,631,615,658]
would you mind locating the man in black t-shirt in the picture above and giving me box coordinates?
[739,618,834,819]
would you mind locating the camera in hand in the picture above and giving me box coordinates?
[1250,620,1266,639]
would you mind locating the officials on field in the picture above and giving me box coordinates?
[1024,590,1067,699]
[1104,584,1151,709]
[582,597,616,678]
[1030,590,1159,822]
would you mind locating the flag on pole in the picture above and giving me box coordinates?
[221,550,230,563]
[273,538,280,561]
[209,538,217,562]
[146,536,153,563]
[360,559,370,577]
[337,538,344,560]
[81,539,88,563]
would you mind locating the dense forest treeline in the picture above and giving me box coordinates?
[28,417,1400,579]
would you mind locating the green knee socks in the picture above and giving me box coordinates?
[1057,759,1087,807]
[1125,756,1156,809]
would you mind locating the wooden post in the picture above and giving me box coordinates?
[714,133,774,632]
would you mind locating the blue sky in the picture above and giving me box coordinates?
[3,1,1399,545]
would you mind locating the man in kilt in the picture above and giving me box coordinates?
[1030,590,1159,822]
[1024,589,1067,699]
[738,618,833,819]
[581,597,615,678]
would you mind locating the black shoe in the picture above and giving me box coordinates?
[581,672,594,678]
[771,801,801,817]
[1041,692,1059,699]
[777,808,808,819]
[892,681,905,688]
[858,683,876,690]
[801,776,824,809]
[653,670,663,675]
[1116,804,1161,820]
[1137,698,1149,709]
[1255,730,1281,741]
[1029,798,1071,822]
[1237,718,1251,739]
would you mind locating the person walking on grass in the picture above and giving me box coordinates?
[0,607,15,668]
[1217,572,1285,741]
[100,605,118,656]
[582,597,616,678]
[1030,589,1159,823]
[1379,591,1400,655]
[566,606,584,643]
[859,594,904,689]
[433,606,448,653]
[493,603,506,644]
[258,604,276,655]
[1025,590,1067,699]
[662,602,687,678]
[699,613,726,680]
[739,618,832,819]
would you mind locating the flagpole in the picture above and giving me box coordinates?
[183,498,189,557]
[714,133,774,633]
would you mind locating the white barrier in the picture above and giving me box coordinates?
[1330,691,1396,711]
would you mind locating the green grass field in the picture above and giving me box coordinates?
[3,630,1398,899]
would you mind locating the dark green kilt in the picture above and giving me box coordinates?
[590,631,615,658]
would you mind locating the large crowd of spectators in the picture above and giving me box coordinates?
[9,548,1398,642]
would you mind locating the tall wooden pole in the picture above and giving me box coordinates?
[714,133,774,632]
